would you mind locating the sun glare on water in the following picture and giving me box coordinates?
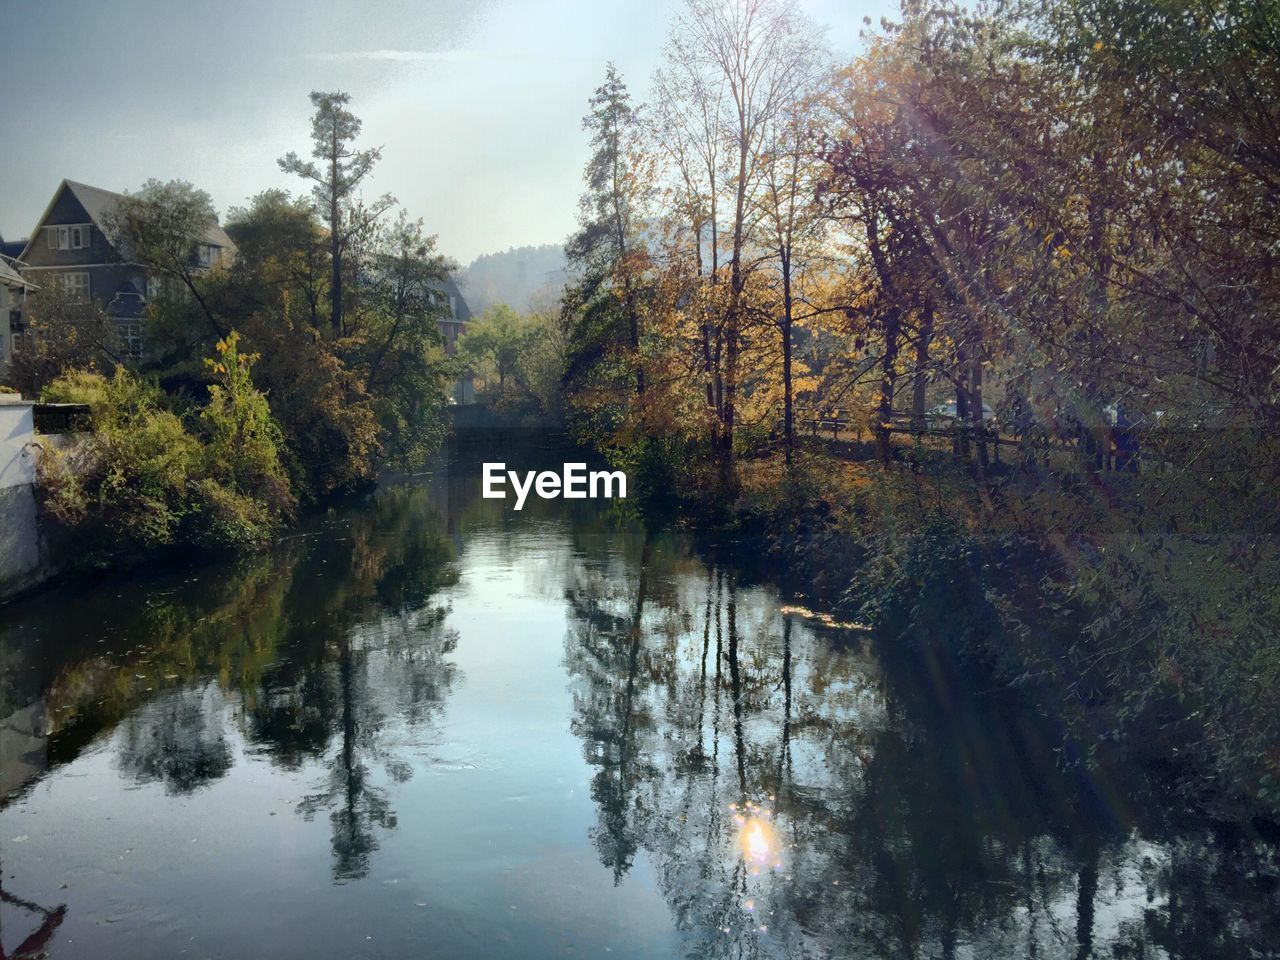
[731,800,783,871]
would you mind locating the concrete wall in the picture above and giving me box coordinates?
[0,398,44,599]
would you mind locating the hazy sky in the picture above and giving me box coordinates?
[1,0,894,264]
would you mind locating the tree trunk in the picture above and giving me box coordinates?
[329,138,343,335]
[865,210,900,463]
[719,122,749,498]
[330,201,342,335]
[954,347,971,461]
[781,256,795,467]
[876,305,901,464]
[969,351,989,475]
[912,300,933,432]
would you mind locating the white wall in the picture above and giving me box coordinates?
[0,399,37,489]
[0,398,42,597]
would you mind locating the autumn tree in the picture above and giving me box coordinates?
[658,0,820,489]
[9,280,124,396]
[757,79,830,465]
[220,191,381,498]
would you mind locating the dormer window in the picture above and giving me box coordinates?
[47,224,92,250]
[198,244,220,267]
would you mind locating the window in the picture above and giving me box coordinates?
[0,333,6,359]
[198,244,220,267]
[46,224,92,250]
[60,271,91,302]
[118,321,143,360]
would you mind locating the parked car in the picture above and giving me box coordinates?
[929,400,995,423]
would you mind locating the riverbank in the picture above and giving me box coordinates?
[645,442,1280,826]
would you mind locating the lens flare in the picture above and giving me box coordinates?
[739,817,776,864]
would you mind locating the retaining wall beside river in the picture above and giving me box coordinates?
[0,397,45,601]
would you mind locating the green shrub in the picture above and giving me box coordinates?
[37,334,295,567]
[40,369,199,564]
[199,331,295,521]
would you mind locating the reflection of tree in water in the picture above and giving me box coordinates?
[565,534,658,881]
[249,485,462,882]
[563,528,1280,959]
[12,484,461,884]
[293,608,458,882]
[114,684,234,794]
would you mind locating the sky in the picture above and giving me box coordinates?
[0,0,895,265]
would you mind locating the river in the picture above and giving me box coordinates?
[1,438,1276,959]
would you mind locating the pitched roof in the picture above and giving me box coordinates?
[0,258,25,287]
[63,180,235,250]
[18,179,236,261]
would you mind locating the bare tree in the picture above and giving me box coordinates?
[756,74,830,466]
[657,0,820,491]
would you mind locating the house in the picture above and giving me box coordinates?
[435,274,475,403]
[0,235,25,260]
[0,251,32,381]
[15,180,234,358]
[436,274,471,355]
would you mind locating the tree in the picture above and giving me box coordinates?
[565,64,651,407]
[279,91,394,335]
[105,179,232,340]
[221,192,381,499]
[519,296,572,420]
[9,280,123,395]
[757,80,829,466]
[225,189,329,330]
[350,211,455,469]
[460,304,536,399]
[659,0,820,491]
[200,330,294,522]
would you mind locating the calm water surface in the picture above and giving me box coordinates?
[2,442,1277,959]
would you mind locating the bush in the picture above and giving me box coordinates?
[199,332,295,520]
[37,335,295,567]
[39,369,199,564]
[851,513,1000,654]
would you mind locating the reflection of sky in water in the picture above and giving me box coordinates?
[0,464,1275,959]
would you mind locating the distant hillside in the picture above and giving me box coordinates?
[458,244,568,315]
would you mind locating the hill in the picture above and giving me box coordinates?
[458,244,568,315]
